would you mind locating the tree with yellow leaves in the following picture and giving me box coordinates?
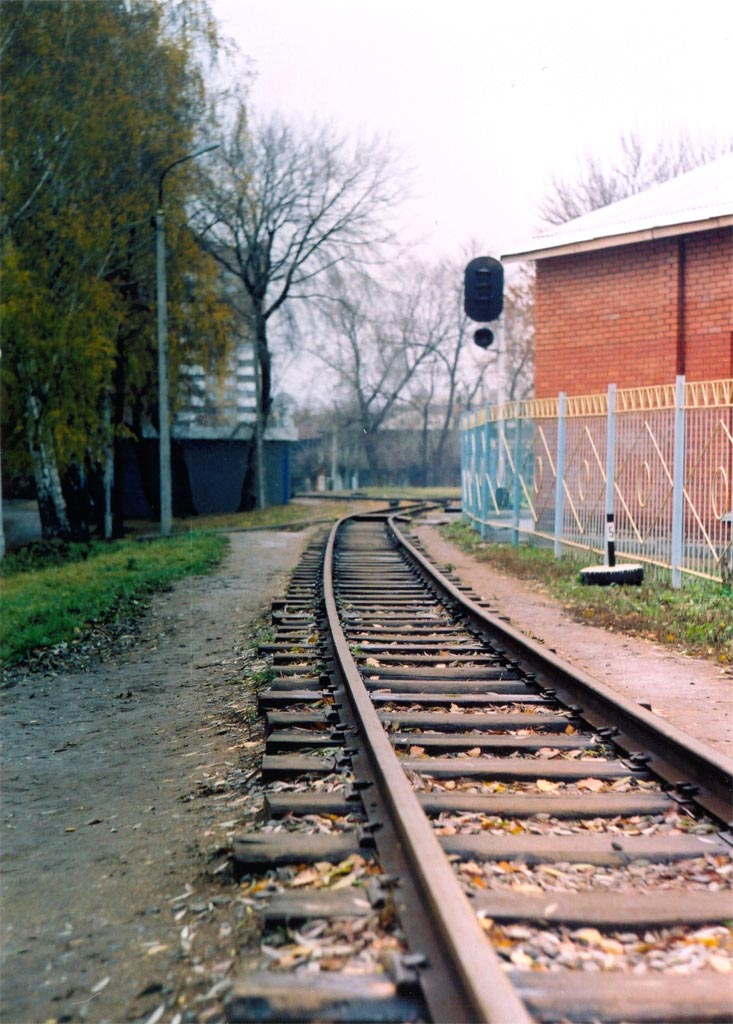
[1,0,232,538]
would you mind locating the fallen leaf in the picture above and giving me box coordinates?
[510,948,534,968]
[577,778,604,792]
[598,937,624,955]
[291,868,320,888]
[710,955,733,973]
[330,873,358,890]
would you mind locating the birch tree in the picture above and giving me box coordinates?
[1,0,229,538]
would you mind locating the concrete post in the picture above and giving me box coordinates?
[671,375,686,588]
[155,205,172,537]
[512,410,522,547]
[554,392,567,558]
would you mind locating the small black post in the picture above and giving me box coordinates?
[606,512,616,568]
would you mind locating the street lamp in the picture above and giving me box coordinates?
[156,142,219,536]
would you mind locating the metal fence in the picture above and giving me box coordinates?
[460,377,733,585]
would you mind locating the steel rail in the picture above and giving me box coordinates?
[389,514,733,827]
[323,516,533,1024]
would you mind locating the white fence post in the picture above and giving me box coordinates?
[480,417,490,539]
[671,375,686,588]
[468,419,478,523]
[460,414,471,521]
[512,410,522,547]
[554,392,567,557]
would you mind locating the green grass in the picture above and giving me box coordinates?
[188,500,374,531]
[338,486,461,501]
[123,492,453,537]
[441,521,733,665]
[1,531,227,667]
[122,499,382,537]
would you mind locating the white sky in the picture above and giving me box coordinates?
[210,0,733,261]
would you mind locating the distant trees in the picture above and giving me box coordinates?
[2,1,537,538]
[194,110,406,507]
[302,257,533,487]
[309,267,447,486]
[1,0,230,539]
[502,265,535,402]
[540,132,732,225]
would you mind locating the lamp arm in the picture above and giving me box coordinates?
[157,142,220,206]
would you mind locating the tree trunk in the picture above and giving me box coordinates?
[25,394,71,540]
[111,342,127,538]
[361,430,383,486]
[253,310,270,509]
[254,357,267,509]
[419,408,430,487]
[237,441,257,512]
[0,449,5,560]
[61,464,91,541]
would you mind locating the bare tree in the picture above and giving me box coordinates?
[308,269,440,484]
[307,259,522,486]
[540,131,732,225]
[400,260,490,485]
[194,107,406,506]
[502,264,535,402]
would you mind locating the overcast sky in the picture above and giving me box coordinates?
[210,0,733,262]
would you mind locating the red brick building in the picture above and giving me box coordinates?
[502,156,733,398]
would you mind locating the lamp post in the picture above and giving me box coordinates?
[156,142,219,536]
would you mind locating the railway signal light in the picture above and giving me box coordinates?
[473,327,494,348]
[464,256,504,324]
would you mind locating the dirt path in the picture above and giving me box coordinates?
[415,523,733,758]
[1,529,314,1024]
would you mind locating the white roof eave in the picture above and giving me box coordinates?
[504,213,733,262]
[502,154,733,262]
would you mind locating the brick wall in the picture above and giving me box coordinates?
[684,229,733,380]
[533,227,733,398]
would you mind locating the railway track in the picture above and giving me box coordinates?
[227,508,733,1023]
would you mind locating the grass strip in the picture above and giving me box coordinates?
[440,521,733,665]
[322,486,461,501]
[1,531,227,667]
[120,499,381,536]
[183,500,371,531]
